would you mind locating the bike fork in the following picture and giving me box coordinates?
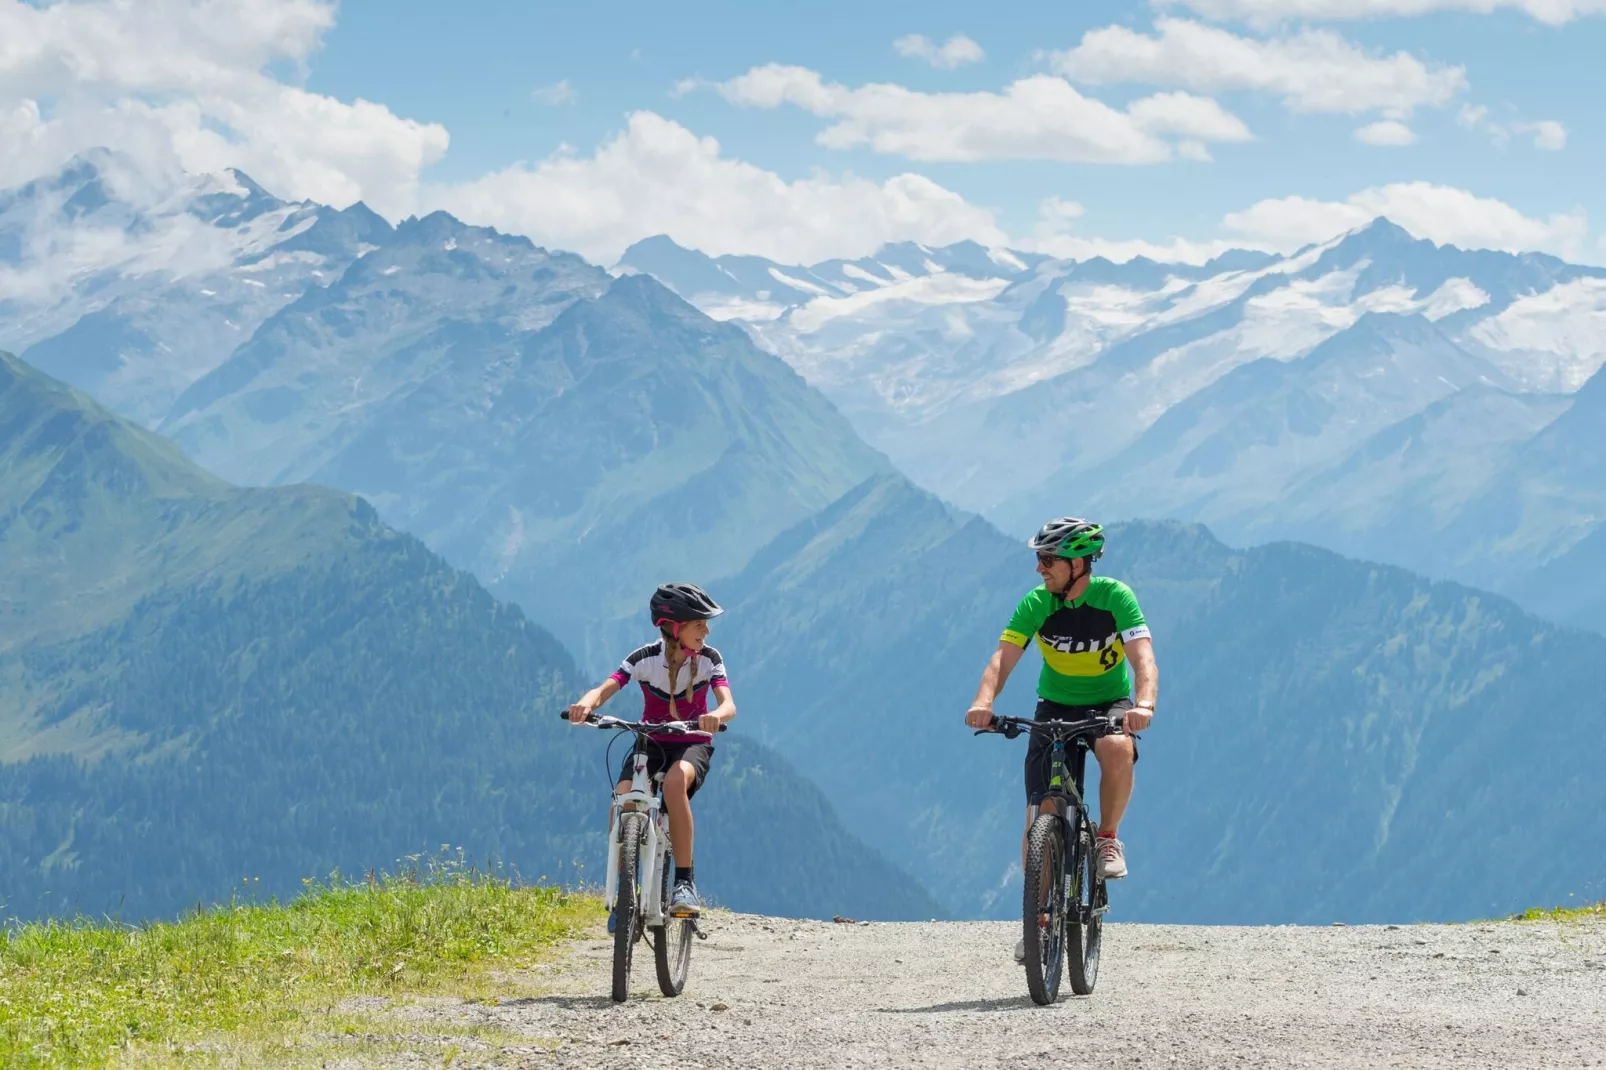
[604,804,621,909]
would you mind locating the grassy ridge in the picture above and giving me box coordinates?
[1510,899,1606,922]
[0,855,597,1068]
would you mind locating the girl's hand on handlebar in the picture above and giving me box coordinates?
[567,701,595,724]
[697,713,724,733]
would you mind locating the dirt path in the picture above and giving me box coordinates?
[394,912,1606,1068]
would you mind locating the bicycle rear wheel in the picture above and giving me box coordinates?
[1067,823,1104,995]
[1022,812,1067,1006]
[611,813,645,1003]
[653,842,693,997]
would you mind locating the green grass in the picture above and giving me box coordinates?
[0,853,598,1068]
[1509,899,1606,923]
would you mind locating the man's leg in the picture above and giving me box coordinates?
[1091,733,1135,879]
[1092,733,1136,836]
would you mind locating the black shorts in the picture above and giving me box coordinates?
[616,740,714,799]
[1024,698,1138,804]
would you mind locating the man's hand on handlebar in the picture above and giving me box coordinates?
[1123,706,1153,734]
[964,704,996,730]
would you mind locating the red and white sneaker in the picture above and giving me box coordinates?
[1097,835,1128,880]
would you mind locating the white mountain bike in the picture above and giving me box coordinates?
[565,712,723,1002]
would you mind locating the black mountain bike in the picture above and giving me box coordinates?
[978,713,1118,1004]
[564,712,724,1002]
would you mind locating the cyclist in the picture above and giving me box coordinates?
[963,517,1157,963]
[568,582,736,920]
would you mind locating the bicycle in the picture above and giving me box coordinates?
[564,712,725,1002]
[976,713,1119,1004]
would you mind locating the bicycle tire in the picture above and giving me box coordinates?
[653,840,693,997]
[1022,812,1066,1006]
[1067,823,1104,995]
[611,812,645,1003]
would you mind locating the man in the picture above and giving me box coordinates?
[964,517,1157,963]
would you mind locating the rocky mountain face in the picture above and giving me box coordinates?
[155,215,888,669]
[629,224,1606,633]
[1,150,393,426]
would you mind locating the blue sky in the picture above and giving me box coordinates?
[3,0,1604,264]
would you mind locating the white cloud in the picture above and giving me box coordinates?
[716,64,1251,164]
[1222,181,1589,258]
[1037,196,1088,227]
[0,0,447,216]
[1520,119,1567,150]
[1055,18,1466,115]
[427,111,1009,265]
[1354,119,1417,145]
[532,80,576,106]
[1156,0,1606,27]
[1020,191,1254,263]
[1459,104,1569,150]
[0,149,317,313]
[1025,232,1252,264]
[893,33,986,69]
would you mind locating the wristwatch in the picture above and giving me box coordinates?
[1133,702,1156,713]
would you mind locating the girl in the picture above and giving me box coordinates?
[567,582,736,917]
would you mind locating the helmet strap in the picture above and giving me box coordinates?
[1060,557,1091,603]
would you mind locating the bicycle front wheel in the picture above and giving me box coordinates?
[653,843,693,997]
[1067,823,1104,995]
[611,813,645,1003]
[1022,812,1067,1006]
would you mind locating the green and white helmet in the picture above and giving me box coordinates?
[1028,516,1105,561]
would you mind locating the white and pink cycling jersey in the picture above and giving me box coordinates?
[609,641,731,743]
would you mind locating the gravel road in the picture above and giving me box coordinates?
[394,910,1606,1069]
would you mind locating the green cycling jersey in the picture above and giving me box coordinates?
[1000,576,1151,707]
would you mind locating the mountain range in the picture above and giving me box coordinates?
[0,151,889,672]
[10,153,1606,633]
[0,350,941,923]
[3,152,1603,927]
[624,223,1606,635]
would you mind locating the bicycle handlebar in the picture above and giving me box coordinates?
[973,713,1123,741]
[559,711,727,734]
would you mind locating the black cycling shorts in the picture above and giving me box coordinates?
[1024,697,1138,804]
[616,740,714,799]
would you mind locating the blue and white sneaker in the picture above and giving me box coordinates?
[668,880,702,918]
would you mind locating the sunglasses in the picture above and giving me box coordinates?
[1036,552,1064,568]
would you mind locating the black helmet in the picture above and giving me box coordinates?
[1028,516,1105,561]
[650,582,724,625]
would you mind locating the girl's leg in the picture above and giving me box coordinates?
[661,760,697,868]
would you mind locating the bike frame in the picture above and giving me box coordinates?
[604,734,673,929]
[1036,734,1108,925]
[990,714,1117,926]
